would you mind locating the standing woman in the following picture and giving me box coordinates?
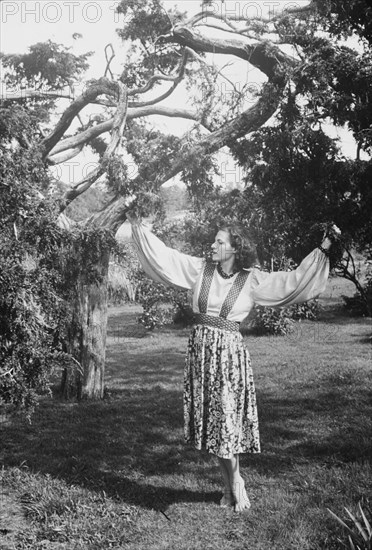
[127,213,338,512]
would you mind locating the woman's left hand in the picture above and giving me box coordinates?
[321,223,341,250]
[328,224,342,240]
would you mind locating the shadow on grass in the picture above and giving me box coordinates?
[2,377,372,513]
[2,306,371,512]
[1,379,220,511]
[252,381,372,474]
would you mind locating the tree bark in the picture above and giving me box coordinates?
[169,26,297,79]
[61,243,110,399]
[78,249,110,399]
[40,78,125,159]
[60,82,128,400]
[48,106,200,160]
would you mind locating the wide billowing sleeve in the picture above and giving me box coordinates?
[251,248,329,307]
[131,222,204,290]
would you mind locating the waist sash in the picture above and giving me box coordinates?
[193,313,240,333]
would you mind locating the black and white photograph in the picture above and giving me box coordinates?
[1,1,371,548]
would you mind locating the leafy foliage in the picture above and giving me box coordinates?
[65,185,109,222]
[136,277,190,330]
[285,30,372,153]
[65,228,117,287]
[0,101,120,412]
[116,0,186,88]
[342,265,372,317]
[229,118,372,270]
[1,40,92,90]
[0,146,75,415]
[290,300,321,321]
[314,0,372,45]
[0,103,46,149]
[249,300,320,336]
[249,306,295,336]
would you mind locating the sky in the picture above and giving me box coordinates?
[0,0,366,189]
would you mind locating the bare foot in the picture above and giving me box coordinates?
[232,477,251,512]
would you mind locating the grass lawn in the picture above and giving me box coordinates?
[1,277,372,549]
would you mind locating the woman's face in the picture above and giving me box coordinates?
[211,230,236,263]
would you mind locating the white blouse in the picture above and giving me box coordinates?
[131,223,330,323]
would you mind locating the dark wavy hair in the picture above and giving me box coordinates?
[217,222,260,270]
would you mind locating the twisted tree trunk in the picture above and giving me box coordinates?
[61,244,110,399]
[58,81,128,399]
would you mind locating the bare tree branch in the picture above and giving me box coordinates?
[39,78,124,159]
[36,7,301,233]
[47,146,84,165]
[128,79,181,108]
[128,49,189,103]
[104,44,115,79]
[128,71,180,96]
[0,89,73,101]
[61,82,128,209]
[168,26,297,79]
[90,80,285,233]
[47,106,201,159]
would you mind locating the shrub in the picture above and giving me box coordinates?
[136,275,192,330]
[138,306,173,330]
[248,300,320,336]
[0,211,75,415]
[290,299,321,321]
[342,271,372,317]
[0,147,77,416]
[250,306,295,336]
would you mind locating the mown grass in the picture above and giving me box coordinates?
[1,280,372,549]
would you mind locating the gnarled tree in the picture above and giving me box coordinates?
[1,0,370,399]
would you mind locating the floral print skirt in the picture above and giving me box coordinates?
[184,324,261,459]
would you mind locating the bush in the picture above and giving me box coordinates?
[0,147,76,416]
[0,215,74,415]
[136,275,192,330]
[249,300,320,336]
[250,306,295,336]
[248,253,320,335]
[342,275,372,317]
[138,305,174,330]
[290,299,321,321]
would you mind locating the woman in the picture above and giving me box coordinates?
[127,214,339,512]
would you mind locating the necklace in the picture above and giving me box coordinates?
[217,263,237,279]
